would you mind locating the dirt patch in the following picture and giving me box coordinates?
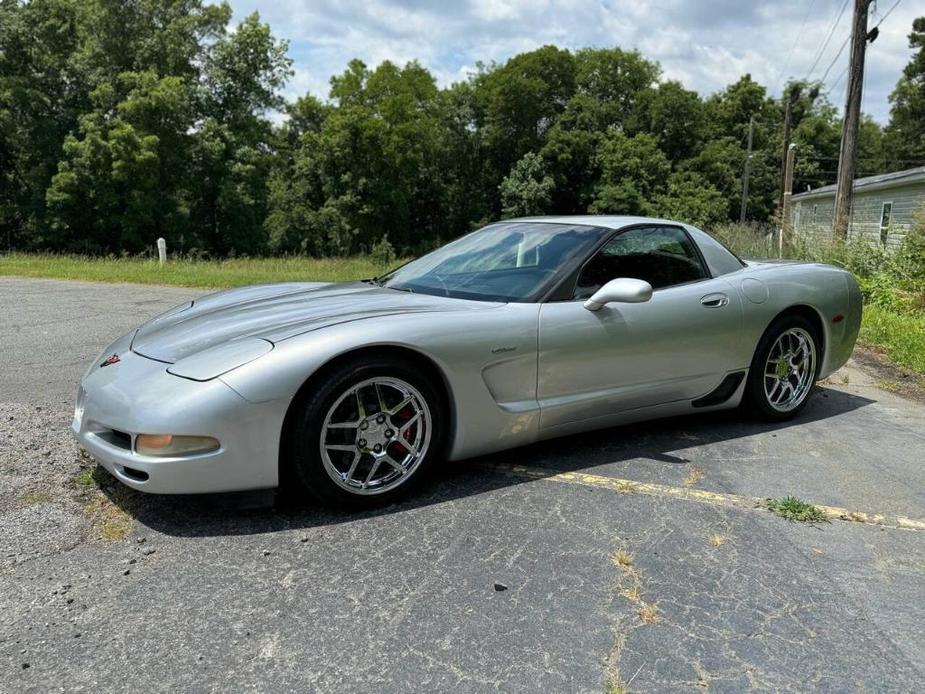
[853,344,925,404]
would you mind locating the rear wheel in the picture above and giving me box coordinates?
[745,315,820,420]
[283,356,446,507]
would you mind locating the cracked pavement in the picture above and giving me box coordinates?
[1,277,924,692]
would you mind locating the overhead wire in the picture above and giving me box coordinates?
[819,34,851,85]
[781,0,818,85]
[870,0,903,31]
[803,0,851,81]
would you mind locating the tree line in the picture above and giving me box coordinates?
[2,0,924,257]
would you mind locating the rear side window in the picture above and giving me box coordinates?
[573,226,708,299]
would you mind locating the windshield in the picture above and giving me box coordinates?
[378,222,607,302]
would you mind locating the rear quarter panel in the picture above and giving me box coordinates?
[730,261,860,379]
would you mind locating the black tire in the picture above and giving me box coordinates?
[282,355,447,508]
[744,314,821,421]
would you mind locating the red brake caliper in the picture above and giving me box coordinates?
[389,405,414,458]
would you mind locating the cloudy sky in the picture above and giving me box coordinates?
[226,0,921,123]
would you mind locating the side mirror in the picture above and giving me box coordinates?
[583,278,653,311]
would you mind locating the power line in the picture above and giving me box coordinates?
[825,65,850,97]
[803,0,851,80]
[870,0,903,31]
[822,1,901,105]
[781,0,818,84]
[819,34,851,85]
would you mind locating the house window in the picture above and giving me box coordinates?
[879,202,893,246]
[812,205,818,225]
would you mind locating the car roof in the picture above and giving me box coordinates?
[504,215,685,230]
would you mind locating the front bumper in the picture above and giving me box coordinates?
[71,338,287,494]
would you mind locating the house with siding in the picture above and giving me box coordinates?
[791,166,925,248]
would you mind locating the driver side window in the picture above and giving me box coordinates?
[573,226,707,299]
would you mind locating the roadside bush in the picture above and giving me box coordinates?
[370,235,397,267]
[858,273,911,313]
[893,215,925,293]
[809,236,890,279]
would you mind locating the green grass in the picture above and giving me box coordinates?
[72,466,96,488]
[766,496,829,523]
[859,304,925,375]
[0,252,394,289]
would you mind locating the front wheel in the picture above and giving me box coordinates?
[283,356,446,508]
[744,315,820,420]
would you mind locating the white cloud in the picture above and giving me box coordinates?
[228,0,923,123]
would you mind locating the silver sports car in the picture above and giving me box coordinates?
[72,216,861,506]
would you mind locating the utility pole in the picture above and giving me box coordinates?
[781,144,797,256]
[740,117,754,223]
[777,100,792,213]
[833,0,875,239]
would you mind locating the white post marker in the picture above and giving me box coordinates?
[157,237,167,266]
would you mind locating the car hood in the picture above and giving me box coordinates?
[131,281,502,363]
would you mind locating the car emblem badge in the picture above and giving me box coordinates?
[100,354,120,368]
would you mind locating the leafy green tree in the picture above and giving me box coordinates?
[680,138,746,219]
[441,79,491,233]
[267,59,449,255]
[652,171,727,227]
[77,0,229,84]
[474,46,576,208]
[885,17,925,165]
[590,132,670,215]
[701,75,786,221]
[790,103,841,193]
[46,71,198,251]
[538,48,660,214]
[190,11,291,255]
[3,2,913,255]
[500,152,555,217]
[573,47,659,130]
[635,81,704,162]
[0,0,86,248]
[46,82,161,252]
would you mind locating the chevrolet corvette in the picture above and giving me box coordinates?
[72,216,861,506]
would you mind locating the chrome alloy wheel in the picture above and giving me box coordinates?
[319,377,432,495]
[763,327,816,413]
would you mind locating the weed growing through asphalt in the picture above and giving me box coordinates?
[766,496,829,523]
[708,533,727,547]
[620,585,643,602]
[637,604,660,625]
[611,547,661,626]
[683,466,704,487]
[611,549,633,568]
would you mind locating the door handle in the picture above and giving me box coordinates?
[700,293,729,308]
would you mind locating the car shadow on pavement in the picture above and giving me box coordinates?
[97,385,874,539]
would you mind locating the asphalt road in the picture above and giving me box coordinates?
[2,277,925,692]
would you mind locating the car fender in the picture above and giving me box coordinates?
[220,302,543,460]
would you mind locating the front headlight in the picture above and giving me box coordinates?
[135,434,220,457]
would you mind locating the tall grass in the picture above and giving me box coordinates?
[0,253,396,289]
